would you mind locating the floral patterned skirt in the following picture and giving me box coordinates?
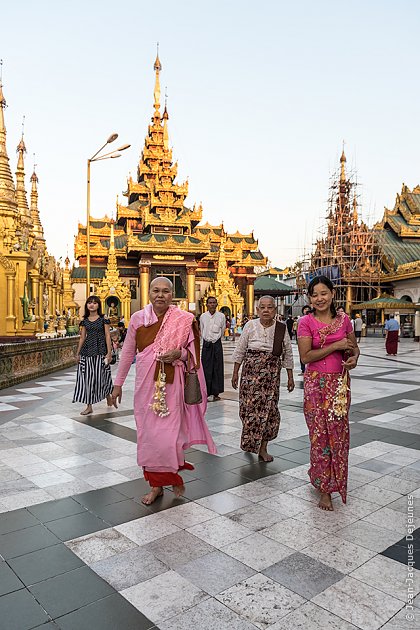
[239,350,282,454]
[303,371,350,503]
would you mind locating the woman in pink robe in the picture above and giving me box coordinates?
[111,277,216,504]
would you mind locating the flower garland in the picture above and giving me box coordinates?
[331,370,350,419]
[150,360,170,417]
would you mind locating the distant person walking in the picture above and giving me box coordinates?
[385,315,400,355]
[73,296,113,415]
[299,305,311,374]
[286,314,294,340]
[200,297,226,401]
[353,314,363,343]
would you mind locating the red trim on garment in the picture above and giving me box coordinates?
[143,462,194,488]
[143,469,184,488]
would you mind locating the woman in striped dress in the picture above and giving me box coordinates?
[73,296,113,415]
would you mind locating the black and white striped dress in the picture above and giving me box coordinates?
[73,317,113,405]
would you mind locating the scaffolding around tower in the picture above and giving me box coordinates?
[308,150,382,315]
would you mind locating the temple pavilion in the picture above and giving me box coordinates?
[72,55,266,320]
[374,184,420,304]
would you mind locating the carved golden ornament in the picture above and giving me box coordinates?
[153,254,184,260]
[0,253,16,272]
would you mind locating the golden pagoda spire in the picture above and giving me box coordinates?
[163,90,169,151]
[97,218,131,320]
[153,45,162,116]
[15,122,31,224]
[109,218,116,255]
[217,235,229,277]
[340,144,346,182]
[30,164,45,248]
[0,78,19,247]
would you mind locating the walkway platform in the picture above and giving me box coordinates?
[0,338,418,629]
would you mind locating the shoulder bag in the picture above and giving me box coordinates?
[184,350,202,405]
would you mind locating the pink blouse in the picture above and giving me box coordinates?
[297,313,353,373]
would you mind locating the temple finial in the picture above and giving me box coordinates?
[15,116,30,223]
[0,62,7,136]
[153,43,162,114]
[340,141,346,182]
[30,159,45,247]
[17,116,26,157]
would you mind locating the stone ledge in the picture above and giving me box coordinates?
[0,336,80,389]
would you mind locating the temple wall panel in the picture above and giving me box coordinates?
[0,336,79,389]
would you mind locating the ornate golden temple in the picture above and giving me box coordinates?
[72,55,266,319]
[0,81,74,338]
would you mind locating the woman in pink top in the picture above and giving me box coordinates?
[298,276,359,511]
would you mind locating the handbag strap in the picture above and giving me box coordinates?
[186,349,197,373]
[272,321,286,357]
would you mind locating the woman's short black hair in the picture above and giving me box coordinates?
[83,295,103,319]
[307,275,337,317]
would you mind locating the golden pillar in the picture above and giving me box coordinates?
[246,280,255,317]
[140,265,150,308]
[186,267,196,311]
[345,285,353,315]
[49,284,55,317]
[30,272,41,332]
[6,272,16,334]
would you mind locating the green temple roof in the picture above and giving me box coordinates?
[375,229,420,267]
[355,295,417,309]
[254,276,293,293]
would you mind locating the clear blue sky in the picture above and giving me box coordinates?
[2,0,420,266]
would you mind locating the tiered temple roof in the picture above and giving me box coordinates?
[374,184,420,279]
[73,54,266,287]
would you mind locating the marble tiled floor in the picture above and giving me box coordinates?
[0,338,419,628]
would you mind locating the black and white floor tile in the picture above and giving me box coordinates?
[0,338,419,628]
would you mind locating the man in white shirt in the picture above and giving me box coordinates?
[200,297,226,401]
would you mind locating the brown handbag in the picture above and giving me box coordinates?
[184,351,202,405]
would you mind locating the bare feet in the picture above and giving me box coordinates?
[213,395,221,402]
[141,487,163,505]
[258,452,274,462]
[172,484,185,498]
[318,492,333,511]
[258,440,274,462]
[80,406,93,416]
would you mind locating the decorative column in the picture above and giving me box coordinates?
[414,311,420,342]
[345,285,353,315]
[6,272,16,333]
[246,279,255,317]
[139,264,150,308]
[30,272,41,332]
[49,284,55,317]
[186,266,196,312]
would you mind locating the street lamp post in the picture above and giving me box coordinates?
[86,134,130,298]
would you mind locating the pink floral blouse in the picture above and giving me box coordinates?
[297,313,353,373]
